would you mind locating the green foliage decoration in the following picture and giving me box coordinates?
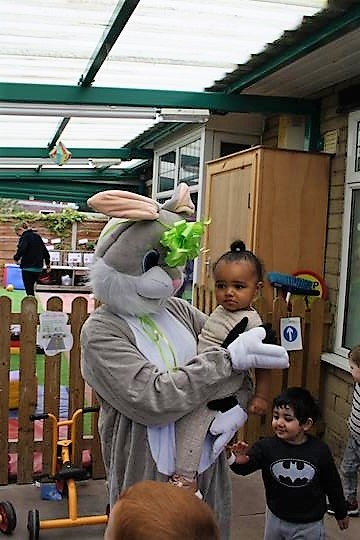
[0,208,85,237]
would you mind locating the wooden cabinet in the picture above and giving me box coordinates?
[199,146,330,305]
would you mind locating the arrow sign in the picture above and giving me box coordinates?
[280,317,302,351]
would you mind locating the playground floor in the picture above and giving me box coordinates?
[0,472,359,539]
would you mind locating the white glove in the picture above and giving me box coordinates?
[228,327,289,371]
[211,430,237,460]
[210,404,248,435]
[210,405,248,460]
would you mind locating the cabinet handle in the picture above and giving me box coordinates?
[248,192,251,209]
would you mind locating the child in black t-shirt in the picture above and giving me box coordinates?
[228,387,349,539]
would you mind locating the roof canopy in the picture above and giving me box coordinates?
[0,1,338,207]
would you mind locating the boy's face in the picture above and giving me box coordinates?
[349,355,360,384]
[272,405,313,445]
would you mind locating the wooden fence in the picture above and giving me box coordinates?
[0,295,104,486]
[0,289,331,485]
[193,285,332,444]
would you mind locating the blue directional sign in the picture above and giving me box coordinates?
[280,317,302,350]
[283,325,298,342]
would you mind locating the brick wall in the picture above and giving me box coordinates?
[320,90,347,350]
[320,364,353,464]
[318,83,354,463]
[0,216,107,286]
[260,80,358,463]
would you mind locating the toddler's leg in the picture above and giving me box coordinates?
[174,404,216,482]
[341,435,360,504]
[173,373,245,483]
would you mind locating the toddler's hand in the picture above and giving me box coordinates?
[248,395,268,416]
[229,440,250,464]
[337,516,349,530]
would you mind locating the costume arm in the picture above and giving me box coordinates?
[81,310,233,427]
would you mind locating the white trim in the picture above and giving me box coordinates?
[321,352,350,373]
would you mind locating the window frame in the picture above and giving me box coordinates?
[334,111,360,361]
[152,127,205,217]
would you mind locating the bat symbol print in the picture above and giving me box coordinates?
[271,459,315,487]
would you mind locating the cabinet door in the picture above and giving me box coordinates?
[200,152,257,287]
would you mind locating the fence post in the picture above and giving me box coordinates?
[0,297,11,484]
[17,297,38,484]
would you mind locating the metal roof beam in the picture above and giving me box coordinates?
[0,180,142,209]
[46,1,140,153]
[0,169,140,181]
[78,0,140,87]
[0,147,153,159]
[225,3,360,94]
[47,118,71,152]
[0,83,318,115]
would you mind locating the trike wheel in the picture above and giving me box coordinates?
[0,501,16,534]
[27,509,39,540]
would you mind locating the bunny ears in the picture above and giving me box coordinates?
[87,182,195,220]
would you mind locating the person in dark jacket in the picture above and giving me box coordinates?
[13,221,51,296]
[227,387,349,539]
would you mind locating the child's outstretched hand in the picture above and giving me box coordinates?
[336,516,349,530]
[248,395,268,416]
[228,440,250,464]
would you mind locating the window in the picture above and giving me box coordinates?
[153,130,204,214]
[158,150,176,192]
[179,140,201,186]
[342,190,360,349]
[335,112,360,357]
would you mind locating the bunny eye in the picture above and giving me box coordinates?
[142,250,160,272]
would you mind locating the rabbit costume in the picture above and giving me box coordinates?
[80,183,289,539]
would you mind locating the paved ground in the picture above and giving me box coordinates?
[0,473,359,539]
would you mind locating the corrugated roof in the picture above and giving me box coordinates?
[0,1,325,158]
[206,0,359,94]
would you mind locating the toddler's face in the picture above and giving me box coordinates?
[348,356,360,384]
[271,405,311,445]
[214,260,261,312]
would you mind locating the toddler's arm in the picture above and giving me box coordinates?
[248,368,270,415]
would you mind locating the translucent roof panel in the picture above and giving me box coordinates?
[0,0,326,156]
[97,0,326,91]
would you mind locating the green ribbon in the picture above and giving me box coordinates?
[160,219,209,267]
[138,315,178,372]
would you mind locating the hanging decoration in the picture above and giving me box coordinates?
[49,141,72,166]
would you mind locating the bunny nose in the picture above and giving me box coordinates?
[136,267,174,299]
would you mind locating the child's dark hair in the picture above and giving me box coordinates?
[273,387,320,425]
[349,344,360,367]
[213,240,264,281]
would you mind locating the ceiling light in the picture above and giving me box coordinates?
[158,108,210,123]
[90,158,122,168]
[0,102,158,119]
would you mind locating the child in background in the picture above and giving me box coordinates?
[328,344,360,517]
[228,387,349,539]
[104,480,220,540]
[170,240,271,490]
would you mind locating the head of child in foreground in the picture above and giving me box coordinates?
[104,480,220,540]
[348,345,360,384]
[272,387,320,444]
[212,240,263,312]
